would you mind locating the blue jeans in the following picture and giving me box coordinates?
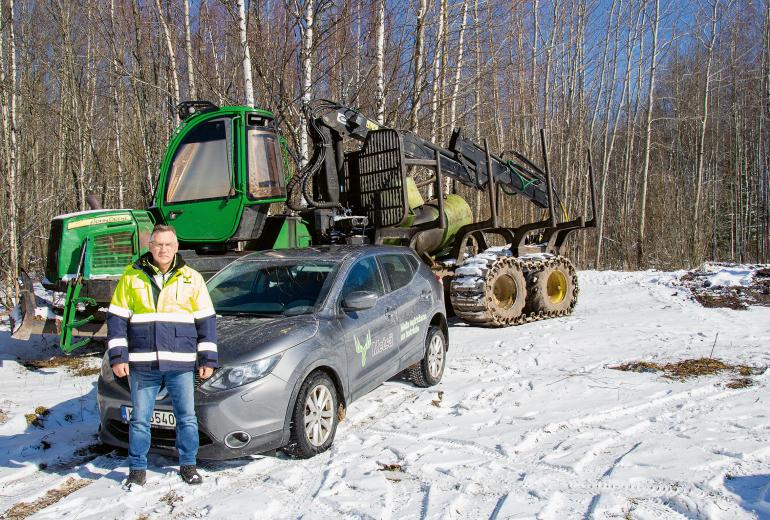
[128,370,198,470]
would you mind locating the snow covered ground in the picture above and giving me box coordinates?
[0,268,768,519]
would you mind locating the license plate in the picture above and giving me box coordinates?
[121,406,176,429]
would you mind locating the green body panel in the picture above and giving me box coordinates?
[272,219,312,249]
[46,209,154,282]
[405,177,425,210]
[154,106,287,244]
[436,194,474,250]
[383,194,473,255]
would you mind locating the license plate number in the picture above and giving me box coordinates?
[121,406,176,429]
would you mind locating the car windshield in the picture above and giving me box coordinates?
[207,259,338,316]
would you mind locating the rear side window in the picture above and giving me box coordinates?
[379,254,415,292]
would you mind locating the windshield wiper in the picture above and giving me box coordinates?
[217,311,279,318]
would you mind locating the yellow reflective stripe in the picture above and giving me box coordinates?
[129,312,195,324]
[108,304,132,319]
[197,342,217,352]
[193,307,216,320]
[128,352,198,362]
[107,338,127,349]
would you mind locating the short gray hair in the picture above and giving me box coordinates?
[150,224,178,243]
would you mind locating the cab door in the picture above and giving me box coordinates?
[338,257,400,400]
[157,116,241,242]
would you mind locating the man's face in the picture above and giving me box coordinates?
[149,230,179,271]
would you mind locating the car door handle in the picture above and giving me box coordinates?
[385,306,395,319]
[169,210,184,220]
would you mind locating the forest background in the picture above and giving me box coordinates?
[0,0,768,306]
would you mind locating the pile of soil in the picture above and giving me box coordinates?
[678,264,770,310]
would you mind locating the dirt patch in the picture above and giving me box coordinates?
[0,477,90,519]
[0,410,7,425]
[24,406,50,428]
[160,490,184,513]
[20,355,100,377]
[678,263,770,310]
[610,357,765,386]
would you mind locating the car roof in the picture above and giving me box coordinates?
[237,245,417,264]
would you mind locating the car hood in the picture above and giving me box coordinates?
[215,314,319,366]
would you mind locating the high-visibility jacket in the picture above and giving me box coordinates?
[106,252,218,372]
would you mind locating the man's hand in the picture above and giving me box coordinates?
[198,366,214,379]
[112,362,129,378]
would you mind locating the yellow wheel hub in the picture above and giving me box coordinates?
[547,270,568,304]
[493,275,516,309]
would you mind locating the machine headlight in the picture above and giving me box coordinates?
[203,354,282,391]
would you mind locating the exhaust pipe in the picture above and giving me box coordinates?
[86,193,102,210]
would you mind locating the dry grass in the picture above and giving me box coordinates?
[726,378,754,389]
[0,409,7,425]
[0,478,90,519]
[24,406,50,428]
[21,356,100,377]
[160,490,184,512]
[610,357,765,387]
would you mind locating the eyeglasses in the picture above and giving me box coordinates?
[150,241,177,250]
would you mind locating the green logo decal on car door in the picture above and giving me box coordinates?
[354,331,372,367]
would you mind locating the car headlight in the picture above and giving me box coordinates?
[202,354,282,391]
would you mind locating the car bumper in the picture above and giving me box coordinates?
[97,372,292,460]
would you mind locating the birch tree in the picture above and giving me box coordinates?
[155,0,181,125]
[183,0,197,100]
[409,0,428,133]
[637,0,661,268]
[692,0,720,263]
[375,0,386,124]
[238,0,255,107]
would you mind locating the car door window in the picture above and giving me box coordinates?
[340,258,384,301]
[379,254,415,292]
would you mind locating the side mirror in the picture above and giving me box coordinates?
[342,291,378,311]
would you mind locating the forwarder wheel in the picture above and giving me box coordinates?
[408,326,447,388]
[485,258,527,325]
[286,371,339,458]
[526,257,576,315]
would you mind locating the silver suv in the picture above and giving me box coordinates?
[97,245,448,459]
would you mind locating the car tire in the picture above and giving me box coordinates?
[286,371,339,458]
[408,326,446,388]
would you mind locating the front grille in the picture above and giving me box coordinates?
[91,231,134,271]
[107,420,213,449]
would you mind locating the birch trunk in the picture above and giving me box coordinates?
[637,0,660,268]
[692,0,719,263]
[6,0,19,303]
[376,0,386,124]
[238,0,255,107]
[299,0,315,165]
[409,0,428,133]
[155,0,180,125]
[183,0,197,100]
[429,0,447,143]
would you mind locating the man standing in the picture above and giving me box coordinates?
[107,224,217,488]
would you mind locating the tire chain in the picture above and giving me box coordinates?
[449,252,579,327]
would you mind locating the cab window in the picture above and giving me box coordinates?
[340,258,384,301]
[247,128,285,200]
[166,118,232,203]
[379,254,415,292]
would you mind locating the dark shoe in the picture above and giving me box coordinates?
[125,469,146,489]
[179,465,203,485]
